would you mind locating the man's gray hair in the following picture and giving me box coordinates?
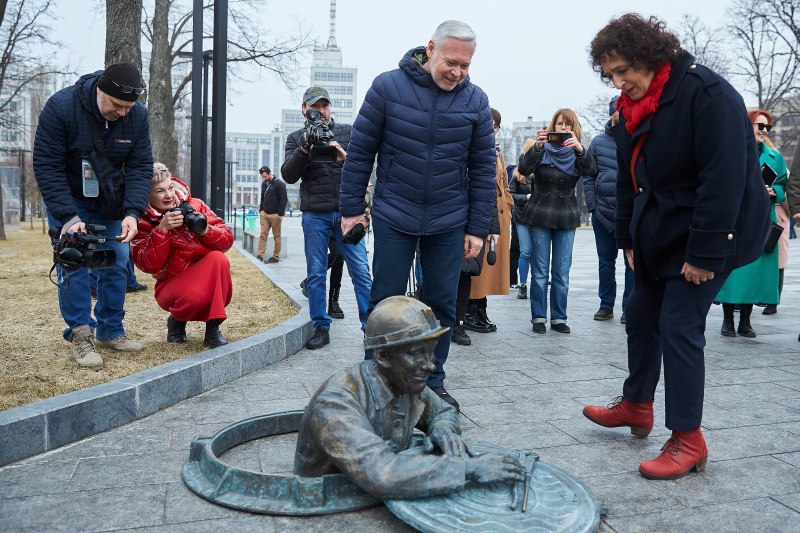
[431,20,476,48]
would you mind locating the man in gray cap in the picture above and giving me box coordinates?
[281,86,372,350]
[33,62,153,369]
[294,296,524,499]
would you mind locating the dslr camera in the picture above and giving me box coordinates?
[547,132,572,145]
[49,224,121,271]
[304,109,338,163]
[166,202,208,234]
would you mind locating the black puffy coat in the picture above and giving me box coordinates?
[508,175,532,225]
[581,124,618,233]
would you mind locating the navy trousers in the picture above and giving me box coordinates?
[622,271,729,430]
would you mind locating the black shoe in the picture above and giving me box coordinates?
[126,282,148,293]
[593,307,613,321]
[476,305,497,332]
[620,312,626,324]
[328,287,344,319]
[167,315,188,343]
[531,322,546,334]
[265,257,279,264]
[451,324,471,346]
[306,326,330,350]
[256,255,264,261]
[721,321,736,337]
[203,319,228,347]
[463,313,492,333]
[762,305,777,315]
[431,387,460,411]
[300,279,308,298]
[551,323,571,334]
[517,284,528,299]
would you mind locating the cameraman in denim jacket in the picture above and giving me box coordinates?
[33,63,153,369]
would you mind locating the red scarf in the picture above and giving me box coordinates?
[616,62,672,135]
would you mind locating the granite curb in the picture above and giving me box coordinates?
[0,241,312,467]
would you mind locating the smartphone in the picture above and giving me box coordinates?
[761,162,778,186]
[546,132,571,144]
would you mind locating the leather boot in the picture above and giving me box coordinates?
[475,298,497,331]
[639,428,708,480]
[464,300,491,333]
[167,315,188,343]
[737,304,756,338]
[582,396,654,437]
[720,304,736,337]
[204,319,228,348]
[451,322,471,346]
[328,286,344,319]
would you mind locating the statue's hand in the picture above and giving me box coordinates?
[423,427,466,456]
[466,452,525,484]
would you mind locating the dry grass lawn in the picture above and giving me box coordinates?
[0,221,298,411]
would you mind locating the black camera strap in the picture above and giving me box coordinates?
[83,109,117,179]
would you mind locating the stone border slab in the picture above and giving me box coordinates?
[0,242,311,466]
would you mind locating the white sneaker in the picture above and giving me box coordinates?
[96,336,144,352]
[70,325,104,369]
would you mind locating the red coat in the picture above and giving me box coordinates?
[132,178,233,282]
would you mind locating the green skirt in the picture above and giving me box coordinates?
[716,250,779,305]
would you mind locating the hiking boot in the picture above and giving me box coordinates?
[550,323,571,334]
[582,396,654,437]
[306,326,330,350]
[167,315,188,343]
[593,307,613,321]
[516,284,528,299]
[328,287,344,319]
[431,387,460,411]
[96,335,144,351]
[70,325,104,369]
[204,319,228,348]
[639,429,708,480]
[451,323,471,346]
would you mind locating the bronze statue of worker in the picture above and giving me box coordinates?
[294,295,525,500]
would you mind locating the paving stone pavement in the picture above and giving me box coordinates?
[2,218,799,532]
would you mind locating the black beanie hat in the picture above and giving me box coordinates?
[96,62,145,102]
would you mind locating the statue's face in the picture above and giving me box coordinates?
[377,340,437,394]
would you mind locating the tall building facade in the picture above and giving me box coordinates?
[225,127,286,207]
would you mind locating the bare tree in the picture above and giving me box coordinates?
[678,14,731,76]
[105,0,143,72]
[142,0,311,172]
[578,93,617,136]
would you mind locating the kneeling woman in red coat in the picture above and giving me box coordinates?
[132,163,234,347]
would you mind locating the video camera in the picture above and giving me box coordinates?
[49,224,122,271]
[166,202,207,234]
[304,109,338,163]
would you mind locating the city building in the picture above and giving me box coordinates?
[225,127,286,207]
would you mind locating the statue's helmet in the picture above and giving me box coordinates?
[364,296,449,350]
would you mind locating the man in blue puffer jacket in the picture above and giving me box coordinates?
[339,20,496,410]
[581,97,633,325]
[33,63,153,369]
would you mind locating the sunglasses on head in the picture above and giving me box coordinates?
[101,76,146,95]
[754,123,772,132]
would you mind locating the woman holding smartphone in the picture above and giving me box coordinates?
[715,109,786,338]
[518,108,596,334]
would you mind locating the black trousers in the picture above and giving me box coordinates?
[622,271,729,430]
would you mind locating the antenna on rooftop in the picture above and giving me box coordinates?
[325,0,338,50]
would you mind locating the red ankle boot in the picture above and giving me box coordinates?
[639,429,708,480]
[582,396,654,437]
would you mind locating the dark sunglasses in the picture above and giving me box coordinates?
[754,123,772,132]
[101,76,146,95]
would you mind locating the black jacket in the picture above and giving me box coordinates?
[281,121,351,212]
[581,123,618,233]
[508,175,532,225]
[612,51,770,278]
[259,178,287,216]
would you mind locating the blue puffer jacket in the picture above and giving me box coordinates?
[33,71,153,226]
[339,47,495,237]
[581,123,618,233]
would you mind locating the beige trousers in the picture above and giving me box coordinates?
[258,211,282,259]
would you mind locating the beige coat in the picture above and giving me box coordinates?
[470,151,514,298]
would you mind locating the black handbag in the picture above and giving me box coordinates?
[764,222,784,253]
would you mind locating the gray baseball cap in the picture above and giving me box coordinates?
[303,86,330,105]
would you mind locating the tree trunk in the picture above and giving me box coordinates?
[104,0,143,72]
[148,0,178,171]
[0,0,8,28]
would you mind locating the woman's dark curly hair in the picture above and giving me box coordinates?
[590,13,681,80]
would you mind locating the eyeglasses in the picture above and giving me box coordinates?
[754,123,772,132]
[101,76,146,95]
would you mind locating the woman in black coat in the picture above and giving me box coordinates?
[581,14,770,481]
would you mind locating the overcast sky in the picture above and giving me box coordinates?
[52,0,732,133]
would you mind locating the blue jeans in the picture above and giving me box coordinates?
[531,226,575,324]
[592,212,634,311]
[367,218,464,389]
[301,210,371,330]
[516,222,534,286]
[46,202,129,341]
